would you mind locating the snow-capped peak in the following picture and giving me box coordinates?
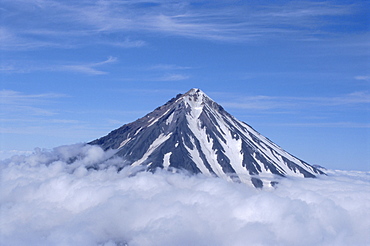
[182,88,208,118]
[89,88,325,188]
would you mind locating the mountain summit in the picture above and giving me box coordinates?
[90,88,324,187]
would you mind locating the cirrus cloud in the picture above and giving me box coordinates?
[0,0,362,50]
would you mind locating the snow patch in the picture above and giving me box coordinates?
[118,138,131,149]
[165,112,175,125]
[183,135,211,175]
[148,108,172,127]
[131,133,172,167]
[163,152,172,169]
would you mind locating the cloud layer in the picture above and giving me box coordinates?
[0,0,362,50]
[1,144,369,246]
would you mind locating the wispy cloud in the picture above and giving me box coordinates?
[278,122,370,128]
[156,73,190,81]
[0,90,65,104]
[0,90,66,116]
[221,91,370,111]
[218,91,370,129]
[355,75,370,81]
[0,0,361,50]
[60,56,118,75]
[102,38,147,48]
[1,57,118,75]
[0,27,67,50]
[149,64,192,70]
[144,64,192,81]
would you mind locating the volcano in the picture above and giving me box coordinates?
[89,88,324,187]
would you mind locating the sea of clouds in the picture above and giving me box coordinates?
[1,144,370,246]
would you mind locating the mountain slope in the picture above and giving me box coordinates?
[90,88,324,187]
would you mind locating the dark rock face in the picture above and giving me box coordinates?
[89,88,325,188]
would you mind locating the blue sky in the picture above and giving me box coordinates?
[1,0,369,171]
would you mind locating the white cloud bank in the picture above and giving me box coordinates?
[1,144,370,246]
